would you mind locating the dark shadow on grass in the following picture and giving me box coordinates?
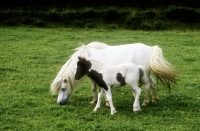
[0,68,19,74]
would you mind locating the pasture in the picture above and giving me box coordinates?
[0,27,200,131]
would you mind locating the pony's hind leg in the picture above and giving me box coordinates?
[90,79,98,104]
[150,76,160,103]
[93,88,104,112]
[142,75,159,106]
[142,76,151,106]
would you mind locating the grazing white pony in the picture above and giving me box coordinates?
[74,57,145,114]
[50,42,178,106]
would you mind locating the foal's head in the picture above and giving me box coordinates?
[75,57,92,80]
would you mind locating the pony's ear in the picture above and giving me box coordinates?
[63,78,67,83]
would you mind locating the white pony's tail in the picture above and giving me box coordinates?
[148,46,178,88]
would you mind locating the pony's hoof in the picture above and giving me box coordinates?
[142,102,149,106]
[152,97,160,103]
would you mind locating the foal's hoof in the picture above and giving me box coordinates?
[111,110,117,115]
[90,100,97,104]
[93,108,99,112]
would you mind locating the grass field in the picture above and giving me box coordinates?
[0,27,200,131]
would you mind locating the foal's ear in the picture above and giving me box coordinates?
[78,56,86,61]
[78,56,84,61]
[63,78,67,83]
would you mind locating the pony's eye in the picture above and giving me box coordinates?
[61,88,66,91]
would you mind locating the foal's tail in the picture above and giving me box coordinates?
[138,65,145,87]
[148,46,178,89]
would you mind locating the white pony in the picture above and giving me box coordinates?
[50,42,178,106]
[74,57,145,114]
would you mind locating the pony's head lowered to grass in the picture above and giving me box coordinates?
[50,59,76,105]
[50,43,95,105]
[50,58,78,105]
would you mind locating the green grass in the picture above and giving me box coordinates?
[0,27,200,131]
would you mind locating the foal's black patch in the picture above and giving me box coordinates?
[75,57,108,91]
[88,70,108,91]
[77,57,92,70]
[75,57,92,80]
[116,73,126,86]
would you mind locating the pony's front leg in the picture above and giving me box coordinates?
[93,89,103,112]
[90,79,98,104]
[105,88,116,115]
[131,86,142,113]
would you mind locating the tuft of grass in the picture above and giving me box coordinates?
[0,27,200,130]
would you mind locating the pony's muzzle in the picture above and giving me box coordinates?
[57,97,68,105]
[57,100,67,105]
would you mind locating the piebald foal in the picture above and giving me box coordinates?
[74,57,146,114]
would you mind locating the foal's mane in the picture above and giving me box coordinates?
[50,42,108,94]
[88,59,108,70]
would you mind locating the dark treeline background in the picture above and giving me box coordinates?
[1,0,200,29]
[1,0,200,9]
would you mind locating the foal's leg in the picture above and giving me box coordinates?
[90,79,98,104]
[93,88,104,111]
[104,88,116,115]
[130,85,142,113]
[90,79,109,106]
[150,76,160,102]
[103,89,110,107]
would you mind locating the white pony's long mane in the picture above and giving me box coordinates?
[50,59,75,95]
[72,42,108,58]
[50,42,108,94]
